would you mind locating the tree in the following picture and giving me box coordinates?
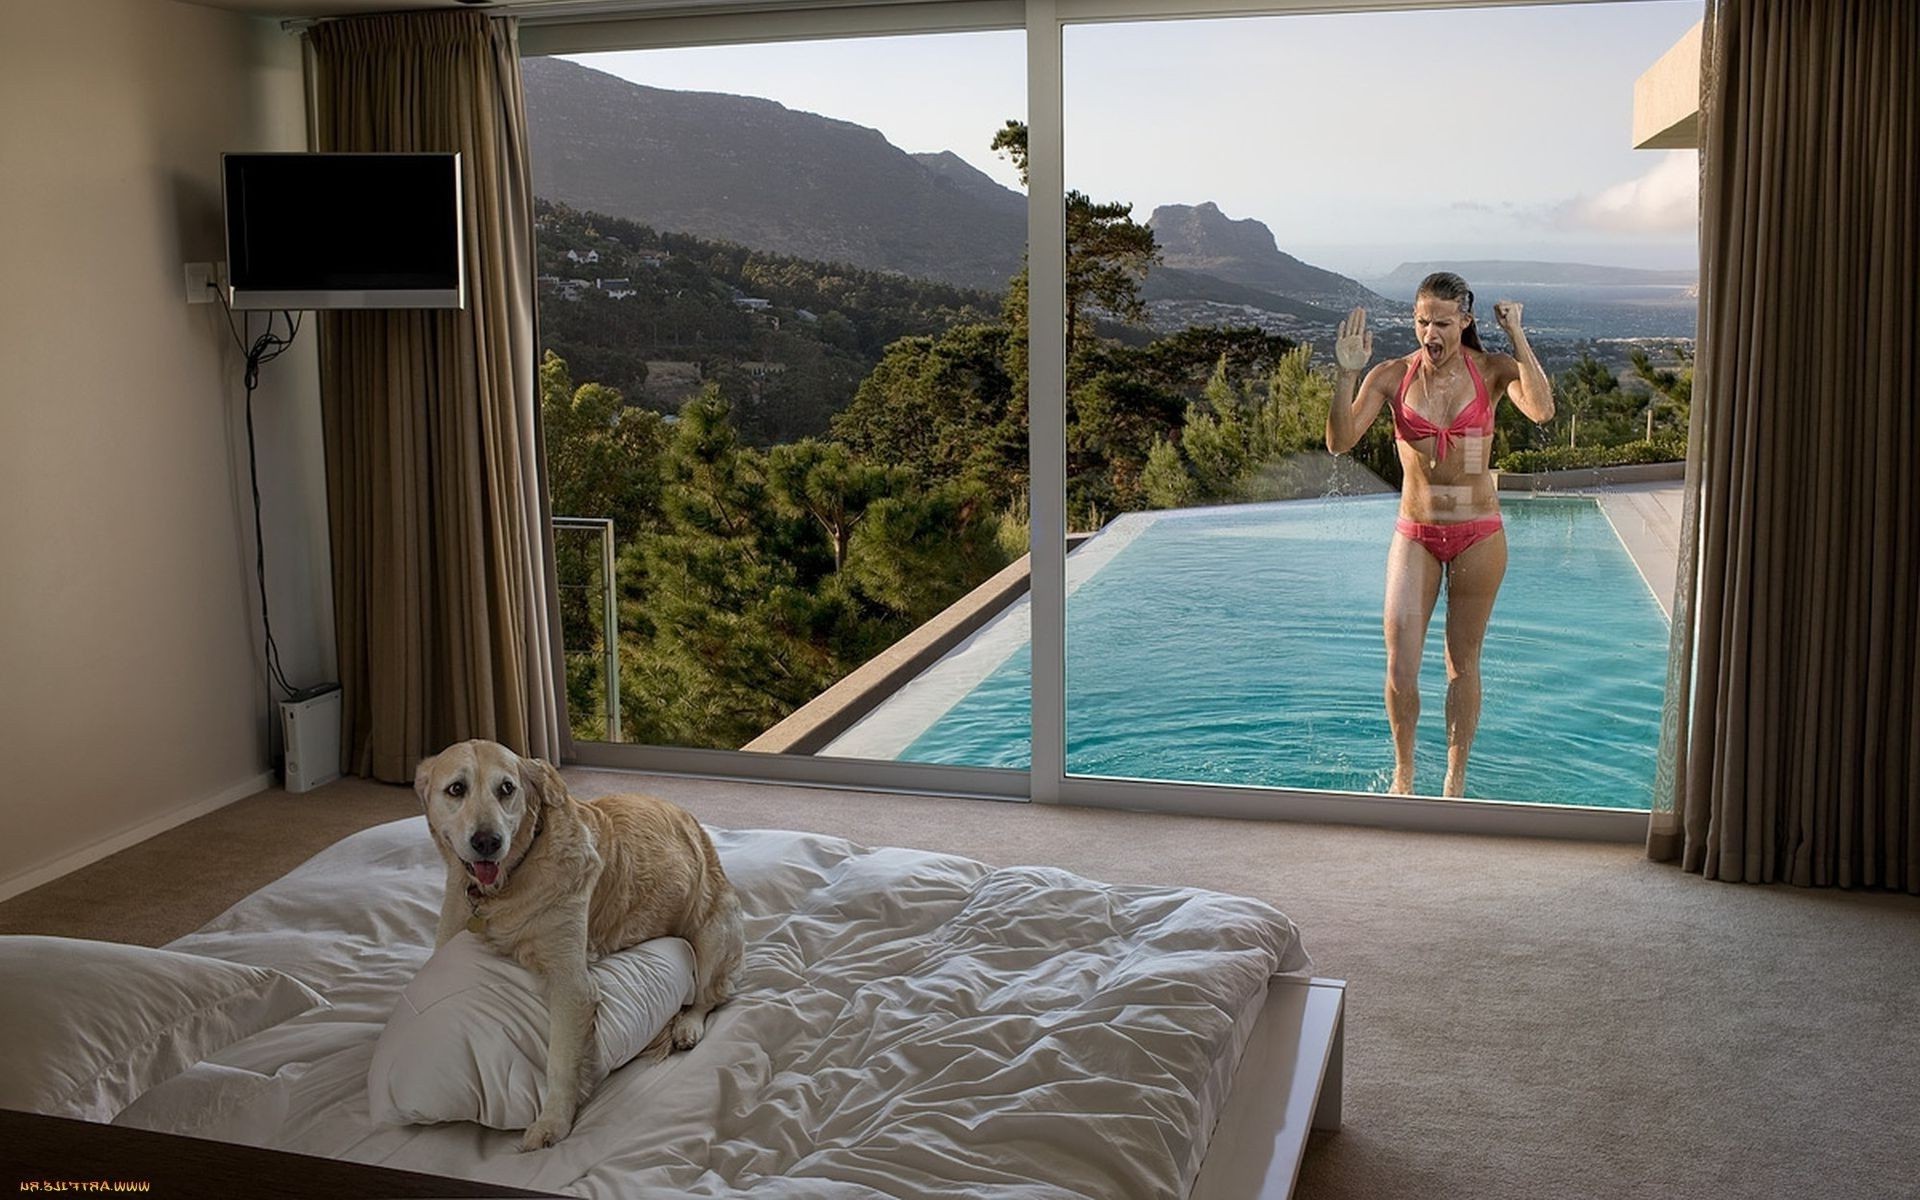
[612,390,1015,750]
[1630,343,1693,442]
[1180,404,1251,499]
[765,439,910,571]
[1140,435,1197,509]
[991,120,1159,371]
[845,482,1011,622]
[541,352,668,528]
[538,351,670,741]
[612,392,841,747]
[1551,352,1635,449]
[1069,369,1186,514]
[1250,344,1330,462]
[1130,347,1350,509]
[830,322,1024,508]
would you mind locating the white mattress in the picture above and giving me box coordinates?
[128,817,1310,1198]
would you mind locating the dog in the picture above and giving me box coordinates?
[414,739,744,1150]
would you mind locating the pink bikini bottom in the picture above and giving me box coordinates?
[1395,514,1505,565]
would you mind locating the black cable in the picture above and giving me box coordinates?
[245,376,298,698]
[214,284,304,739]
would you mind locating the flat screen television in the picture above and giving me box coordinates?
[222,152,465,310]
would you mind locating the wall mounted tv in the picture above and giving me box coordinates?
[222,152,465,310]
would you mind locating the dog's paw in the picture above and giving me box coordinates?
[519,1114,571,1152]
[669,1009,706,1051]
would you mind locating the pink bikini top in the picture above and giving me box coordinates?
[1389,351,1494,463]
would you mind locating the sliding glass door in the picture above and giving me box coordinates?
[1050,1,1699,819]
[523,0,1699,835]
[524,20,1031,790]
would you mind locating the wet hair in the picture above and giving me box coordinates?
[1416,271,1483,351]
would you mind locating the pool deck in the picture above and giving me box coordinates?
[1499,463,1685,618]
[1591,481,1684,619]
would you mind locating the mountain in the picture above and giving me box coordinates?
[910,152,1025,218]
[1147,202,1383,309]
[522,56,1025,291]
[524,57,1376,318]
[1368,260,1698,293]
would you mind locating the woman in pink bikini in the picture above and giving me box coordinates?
[1325,271,1555,797]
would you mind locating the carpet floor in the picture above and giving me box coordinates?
[3,768,1915,1200]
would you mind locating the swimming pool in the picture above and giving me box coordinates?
[829,495,1670,810]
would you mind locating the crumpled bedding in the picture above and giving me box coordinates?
[125,816,1309,1198]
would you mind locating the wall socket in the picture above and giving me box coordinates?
[184,261,223,304]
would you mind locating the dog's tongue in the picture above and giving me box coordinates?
[472,860,500,887]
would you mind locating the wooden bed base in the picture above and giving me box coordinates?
[1189,977,1347,1200]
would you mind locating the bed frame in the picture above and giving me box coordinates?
[1190,977,1346,1200]
[2,977,1344,1198]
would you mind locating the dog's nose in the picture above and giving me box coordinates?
[469,831,503,859]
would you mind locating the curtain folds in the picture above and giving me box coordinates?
[1651,0,1919,891]
[309,12,562,783]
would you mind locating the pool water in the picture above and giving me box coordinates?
[897,495,1669,809]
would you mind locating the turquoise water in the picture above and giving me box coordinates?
[898,495,1669,809]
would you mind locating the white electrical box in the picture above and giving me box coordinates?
[281,686,343,793]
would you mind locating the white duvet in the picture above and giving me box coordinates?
[128,818,1309,1199]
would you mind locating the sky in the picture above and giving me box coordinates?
[564,0,1703,279]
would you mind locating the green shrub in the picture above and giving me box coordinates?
[1496,437,1687,475]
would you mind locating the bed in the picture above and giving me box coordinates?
[102,817,1344,1198]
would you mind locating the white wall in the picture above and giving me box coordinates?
[0,0,334,899]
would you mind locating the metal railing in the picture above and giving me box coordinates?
[553,516,620,743]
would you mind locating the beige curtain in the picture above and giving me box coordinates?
[1652,0,1919,891]
[309,12,563,783]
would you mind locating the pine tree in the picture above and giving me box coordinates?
[990,120,1158,372]
[765,439,911,571]
[1141,436,1198,509]
[620,390,839,748]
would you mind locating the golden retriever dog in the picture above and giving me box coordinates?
[414,739,744,1150]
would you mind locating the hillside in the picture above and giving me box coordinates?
[910,151,1027,218]
[1148,202,1384,309]
[523,56,1026,291]
[1141,265,1350,325]
[533,201,999,445]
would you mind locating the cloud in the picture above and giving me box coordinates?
[1554,152,1699,234]
[1449,200,1523,216]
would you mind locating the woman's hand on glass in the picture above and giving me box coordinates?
[1335,306,1373,373]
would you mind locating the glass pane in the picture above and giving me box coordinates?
[526,33,1029,764]
[915,2,1698,808]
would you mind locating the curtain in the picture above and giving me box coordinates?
[1651,0,1920,891]
[308,11,563,783]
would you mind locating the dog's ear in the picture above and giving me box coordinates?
[520,756,570,810]
[412,753,437,811]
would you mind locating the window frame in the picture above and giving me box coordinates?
[526,0,1673,842]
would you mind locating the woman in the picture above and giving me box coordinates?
[1325,272,1554,797]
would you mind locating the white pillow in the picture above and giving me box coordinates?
[0,935,328,1122]
[112,1062,291,1145]
[367,932,695,1129]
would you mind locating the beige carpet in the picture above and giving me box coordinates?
[4,769,1916,1200]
